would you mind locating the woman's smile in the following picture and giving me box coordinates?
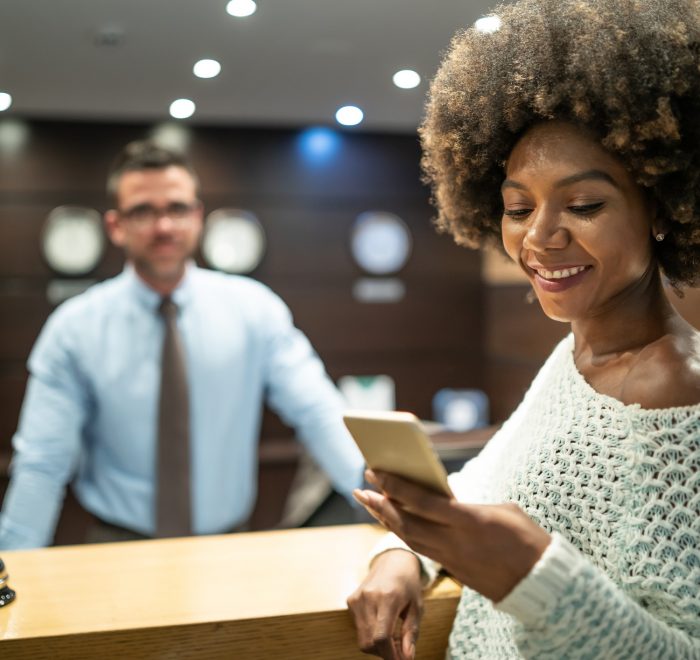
[528,264,593,293]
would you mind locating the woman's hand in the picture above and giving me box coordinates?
[353,470,551,602]
[347,548,424,660]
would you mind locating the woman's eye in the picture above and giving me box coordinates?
[503,208,532,219]
[569,202,604,215]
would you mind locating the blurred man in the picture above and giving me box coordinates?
[0,140,364,548]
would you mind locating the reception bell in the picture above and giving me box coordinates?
[0,558,16,607]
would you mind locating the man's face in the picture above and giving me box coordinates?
[105,166,203,292]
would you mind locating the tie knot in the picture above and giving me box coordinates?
[159,297,178,320]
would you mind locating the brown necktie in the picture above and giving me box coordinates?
[156,297,192,537]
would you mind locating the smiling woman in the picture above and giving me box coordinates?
[347,1,700,658]
[500,122,659,327]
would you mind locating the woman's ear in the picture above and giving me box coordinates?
[648,196,669,242]
[652,218,670,243]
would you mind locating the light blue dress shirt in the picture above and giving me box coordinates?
[0,265,364,549]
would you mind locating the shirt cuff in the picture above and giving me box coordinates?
[369,532,442,586]
[495,533,585,626]
[0,516,45,550]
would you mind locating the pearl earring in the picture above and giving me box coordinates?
[655,232,665,242]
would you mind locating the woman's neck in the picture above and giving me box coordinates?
[571,266,679,363]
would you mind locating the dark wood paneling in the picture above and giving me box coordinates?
[0,366,27,449]
[484,284,569,423]
[672,287,700,329]
[485,285,569,363]
[0,292,51,360]
[278,282,482,354]
[190,129,426,200]
[484,357,546,424]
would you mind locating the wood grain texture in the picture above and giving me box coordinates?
[0,524,460,659]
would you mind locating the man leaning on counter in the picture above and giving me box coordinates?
[0,139,365,549]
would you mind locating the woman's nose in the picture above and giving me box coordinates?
[522,208,569,252]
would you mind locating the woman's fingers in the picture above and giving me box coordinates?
[348,584,411,659]
[347,550,424,659]
[353,488,445,556]
[353,489,390,527]
[359,595,421,660]
[400,601,422,660]
[364,470,459,526]
[348,588,392,658]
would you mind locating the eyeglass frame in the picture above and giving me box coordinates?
[116,200,203,228]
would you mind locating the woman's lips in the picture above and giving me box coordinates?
[531,265,592,293]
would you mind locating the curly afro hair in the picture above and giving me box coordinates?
[420,0,700,287]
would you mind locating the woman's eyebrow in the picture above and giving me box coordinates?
[501,169,620,192]
[501,179,528,192]
[554,169,620,189]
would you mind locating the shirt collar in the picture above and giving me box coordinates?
[122,261,195,311]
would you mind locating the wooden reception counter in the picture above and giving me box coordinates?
[0,524,461,659]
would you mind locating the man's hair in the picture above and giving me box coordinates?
[106,140,200,204]
[420,0,700,287]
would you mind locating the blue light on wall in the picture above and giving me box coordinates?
[297,127,341,165]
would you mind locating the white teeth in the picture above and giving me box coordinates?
[537,266,587,280]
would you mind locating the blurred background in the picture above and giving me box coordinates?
[1,0,697,540]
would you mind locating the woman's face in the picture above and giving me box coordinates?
[501,121,655,322]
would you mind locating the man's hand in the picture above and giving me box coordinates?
[347,549,424,660]
[353,470,551,602]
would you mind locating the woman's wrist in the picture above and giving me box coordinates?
[496,534,584,625]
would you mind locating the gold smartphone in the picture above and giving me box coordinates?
[343,410,453,497]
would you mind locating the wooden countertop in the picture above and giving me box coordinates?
[0,524,461,659]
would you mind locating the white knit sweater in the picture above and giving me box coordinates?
[374,335,700,658]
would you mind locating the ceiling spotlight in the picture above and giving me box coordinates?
[193,59,222,79]
[169,99,196,119]
[226,0,257,17]
[392,70,421,89]
[475,15,502,33]
[335,105,364,127]
[0,92,12,112]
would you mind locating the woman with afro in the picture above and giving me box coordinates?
[348,1,700,658]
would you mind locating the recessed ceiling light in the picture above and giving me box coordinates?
[475,15,502,33]
[169,99,196,119]
[0,92,12,112]
[392,70,421,89]
[226,0,257,17]
[335,105,363,126]
[193,59,221,79]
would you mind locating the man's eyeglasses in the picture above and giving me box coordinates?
[118,201,201,227]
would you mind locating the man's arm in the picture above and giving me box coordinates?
[260,291,365,501]
[0,312,88,549]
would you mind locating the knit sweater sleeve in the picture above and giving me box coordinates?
[496,407,700,659]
